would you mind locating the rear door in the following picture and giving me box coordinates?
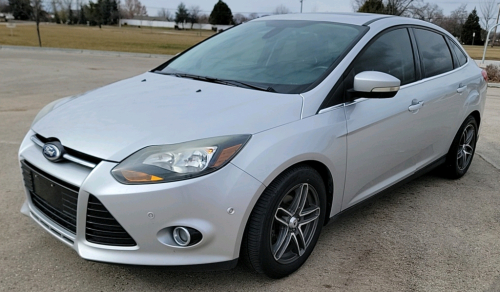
[410,28,470,170]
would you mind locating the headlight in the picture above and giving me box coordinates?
[111,135,251,184]
[31,96,75,127]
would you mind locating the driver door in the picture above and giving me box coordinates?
[341,28,423,209]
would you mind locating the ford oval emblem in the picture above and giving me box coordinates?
[43,143,63,162]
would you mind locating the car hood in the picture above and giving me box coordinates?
[33,72,303,162]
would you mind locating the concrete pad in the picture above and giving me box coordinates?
[1,50,500,291]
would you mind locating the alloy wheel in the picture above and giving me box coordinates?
[457,124,476,171]
[270,183,321,264]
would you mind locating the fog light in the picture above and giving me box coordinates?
[173,227,191,246]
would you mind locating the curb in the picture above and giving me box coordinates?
[0,45,173,59]
[488,83,500,88]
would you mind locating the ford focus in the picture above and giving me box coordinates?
[18,13,487,278]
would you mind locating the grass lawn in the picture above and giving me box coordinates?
[0,23,216,55]
[462,45,500,61]
[2,23,500,60]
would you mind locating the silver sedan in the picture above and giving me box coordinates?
[18,13,487,278]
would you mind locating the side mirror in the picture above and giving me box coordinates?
[351,71,401,99]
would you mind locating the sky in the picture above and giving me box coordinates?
[140,0,485,18]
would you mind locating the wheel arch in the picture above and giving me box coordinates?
[470,110,481,128]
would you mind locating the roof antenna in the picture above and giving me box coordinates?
[300,0,304,13]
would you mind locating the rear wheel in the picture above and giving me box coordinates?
[242,166,326,278]
[441,115,478,179]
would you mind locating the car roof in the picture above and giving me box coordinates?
[253,13,394,26]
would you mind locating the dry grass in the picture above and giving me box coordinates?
[0,23,215,55]
[2,24,500,60]
[462,45,500,61]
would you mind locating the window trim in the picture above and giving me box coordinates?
[446,36,469,69]
[317,25,418,112]
[411,27,456,80]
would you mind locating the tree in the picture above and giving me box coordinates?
[408,2,442,22]
[273,4,290,14]
[209,0,232,25]
[462,8,483,45]
[233,13,248,24]
[174,2,189,28]
[8,0,32,20]
[248,12,259,20]
[31,0,42,46]
[385,0,417,16]
[123,0,145,18]
[157,7,171,20]
[189,5,200,29]
[358,0,384,14]
[480,0,496,40]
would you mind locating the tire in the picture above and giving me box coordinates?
[441,115,478,179]
[242,165,326,279]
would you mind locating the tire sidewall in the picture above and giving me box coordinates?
[448,116,478,178]
[258,167,327,278]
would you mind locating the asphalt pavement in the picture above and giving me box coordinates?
[1,49,500,291]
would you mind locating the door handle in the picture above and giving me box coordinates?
[408,101,424,112]
[457,84,467,93]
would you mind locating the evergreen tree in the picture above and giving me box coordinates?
[461,8,482,45]
[358,0,384,14]
[8,0,32,20]
[175,2,189,28]
[209,0,232,25]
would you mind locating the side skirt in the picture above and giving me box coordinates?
[326,155,447,224]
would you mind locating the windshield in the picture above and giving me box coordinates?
[156,20,365,93]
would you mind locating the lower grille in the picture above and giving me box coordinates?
[21,161,79,234]
[86,195,136,246]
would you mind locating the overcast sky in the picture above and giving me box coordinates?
[140,0,484,17]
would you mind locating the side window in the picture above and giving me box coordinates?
[449,39,468,67]
[346,28,416,90]
[414,29,454,78]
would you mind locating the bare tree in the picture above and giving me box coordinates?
[198,13,209,24]
[31,0,43,46]
[433,4,467,39]
[248,12,259,19]
[233,13,248,24]
[386,0,420,16]
[189,5,200,29]
[352,0,365,11]
[61,0,73,23]
[408,2,443,22]
[273,4,290,14]
[480,0,496,39]
[157,8,172,20]
[123,0,146,18]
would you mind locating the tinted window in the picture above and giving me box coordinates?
[414,29,453,78]
[449,39,468,67]
[159,21,365,94]
[348,28,416,87]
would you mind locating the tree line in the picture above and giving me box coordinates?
[354,0,486,45]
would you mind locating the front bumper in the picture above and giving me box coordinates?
[18,130,265,267]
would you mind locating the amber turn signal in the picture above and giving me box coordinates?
[121,170,164,182]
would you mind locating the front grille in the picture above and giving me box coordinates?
[21,161,79,234]
[35,133,103,165]
[86,195,136,247]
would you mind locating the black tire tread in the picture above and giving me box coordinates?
[241,165,325,278]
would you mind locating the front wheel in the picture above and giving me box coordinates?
[242,166,326,278]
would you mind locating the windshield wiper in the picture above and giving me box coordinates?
[157,72,276,93]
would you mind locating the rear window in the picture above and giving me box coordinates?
[449,39,468,67]
[414,29,454,78]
